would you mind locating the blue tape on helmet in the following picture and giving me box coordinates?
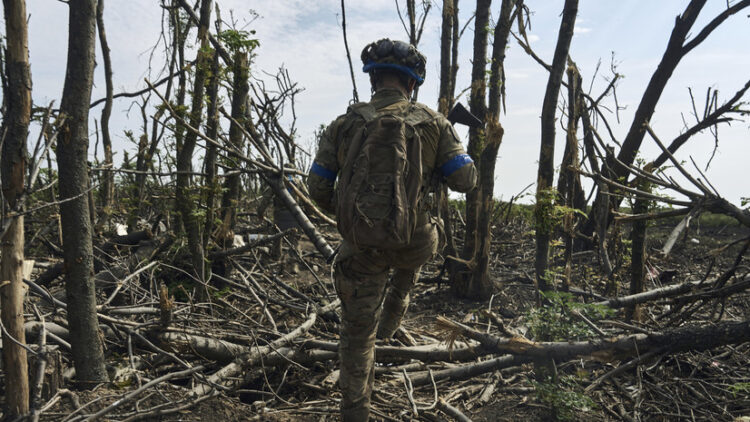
[441,154,473,177]
[363,61,424,85]
[311,162,337,181]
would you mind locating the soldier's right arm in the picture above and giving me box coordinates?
[307,118,343,214]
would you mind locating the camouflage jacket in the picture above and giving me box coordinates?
[307,89,477,215]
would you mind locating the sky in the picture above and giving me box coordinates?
[21,0,750,206]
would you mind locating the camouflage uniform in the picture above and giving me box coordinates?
[309,88,476,420]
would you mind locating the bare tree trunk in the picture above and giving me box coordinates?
[436,0,458,278]
[627,187,649,322]
[95,0,114,214]
[458,0,516,299]
[202,43,220,251]
[437,0,454,116]
[558,65,582,290]
[170,1,190,232]
[175,0,212,279]
[449,0,459,100]
[57,0,108,386]
[219,51,249,249]
[533,0,577,293]
[1,0,31,414]
[339,0,359,103]
[450,0,491,295]
[462,0,491,263]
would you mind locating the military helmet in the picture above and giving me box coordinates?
[361,39,427,86]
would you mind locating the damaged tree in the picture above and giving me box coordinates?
[1,0,31,415]
[57,0,108,385]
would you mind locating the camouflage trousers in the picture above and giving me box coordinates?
[334,223,438,421]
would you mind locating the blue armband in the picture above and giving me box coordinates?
[440,154,473,177]
[310,162,337,181]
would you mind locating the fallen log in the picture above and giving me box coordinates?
[190,300,336,396]
[436,316,750,362]
[158,332,491,365]
[595,279,704,309]
[595,274,750,309]
[407,355,531,387]
[301,339,491,363]
[158,332,248,362]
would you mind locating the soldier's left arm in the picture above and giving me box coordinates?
[434,118,477,193]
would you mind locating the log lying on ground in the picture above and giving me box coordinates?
[301,339,491,363]
[158,332,248,362]
[158,330,490,366]
[190,300,342,396]
[406,354,531,387]
[437,316,750,362]
[595,274,750,309]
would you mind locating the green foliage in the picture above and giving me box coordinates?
[525,291,613,342]
[729,382,750,397]
[212,286,232,299]
[534,375,597,421]
[533,188,586,236]
[218,29,260,54]
[741,197,749,209]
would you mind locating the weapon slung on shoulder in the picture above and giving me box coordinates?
[447,103,482,128]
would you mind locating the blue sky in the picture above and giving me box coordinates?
[22,0,750,205]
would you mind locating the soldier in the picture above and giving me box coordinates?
[307,39,477,421]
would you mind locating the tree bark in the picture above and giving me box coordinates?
[459,0,516,299]
[202,44,220,251]
[437,0,459,283]
[533,0,577,292]
[1,0,31,413]
[95,0,114,214]
[175,0,212,279]
[217,52,249,258]
[461,0,491,263]
[437,0,454,116]
[439,315,750,362]
[57,0,108,386]
[450,0,491,296]
[627,187,649,322]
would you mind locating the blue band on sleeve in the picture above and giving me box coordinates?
[441,154,473,177]
[310,162,337,181]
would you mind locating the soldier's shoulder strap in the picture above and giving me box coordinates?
[405,103,438,127]
[347,102,378,123]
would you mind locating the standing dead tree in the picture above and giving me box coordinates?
[175,0,212,280]
[95,0,114,215]
[1,0,31,415]
[580,0,750,241]
[339,0,359,103]
[449,0,491,297]
[533,0,578,293]
[453,0,520,299]
[57,0,109,385]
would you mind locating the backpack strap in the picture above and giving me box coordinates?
[348,103,379,123]
[403,105,434,127]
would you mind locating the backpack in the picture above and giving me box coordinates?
[335,103,431,250]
